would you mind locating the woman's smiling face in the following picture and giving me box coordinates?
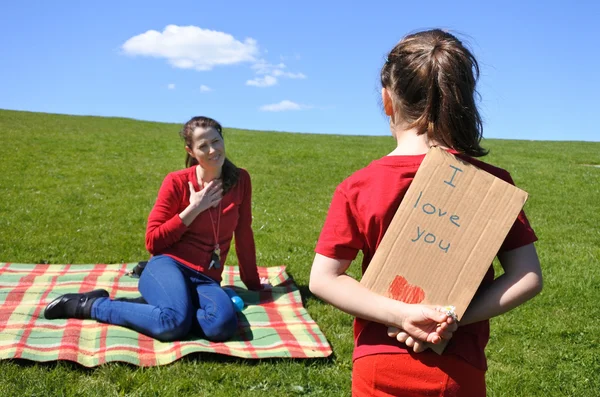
[185,126,225,172]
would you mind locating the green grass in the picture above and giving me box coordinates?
[0,108,599,396]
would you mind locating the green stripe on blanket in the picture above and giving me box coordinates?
[0,262,332,367]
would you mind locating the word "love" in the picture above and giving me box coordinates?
[413,191,461,227]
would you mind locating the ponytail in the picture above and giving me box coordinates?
[381,29,488,157]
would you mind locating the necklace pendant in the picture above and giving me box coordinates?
[214,245,220,257]
[209,250,221,270]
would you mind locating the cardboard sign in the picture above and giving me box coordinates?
[360,147,528,353]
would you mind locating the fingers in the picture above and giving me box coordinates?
[195,180,222,204]
[428,333,442,344]
[395,305,459,349]
[412,339,427,353]
[438,329,454,340]
[435,322,457,341]
[210,194,223,208]
[214,187,224,198]
[405,336,427,353]
[448,321,458,332]
[190,180,222,196]
[436,320,457,334]
[395,331,409,344]
[204,182,223,207]
[391,331,428,353]
[423,306,449,323]
[387,326,401,338]
[202,179,223,192]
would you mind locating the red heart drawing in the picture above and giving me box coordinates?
[388,275,425,304]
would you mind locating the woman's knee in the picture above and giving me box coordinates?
[152,308,193,342]
[201,313,238,342]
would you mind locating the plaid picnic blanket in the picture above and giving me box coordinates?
[0,262,332,367]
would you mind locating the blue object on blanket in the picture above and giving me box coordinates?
[223,287,245,312]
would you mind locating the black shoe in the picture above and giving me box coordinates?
[44,289,109,320]
[126,261,147,278]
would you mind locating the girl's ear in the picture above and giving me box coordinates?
[382,88,394,116]
[185,145,193,157]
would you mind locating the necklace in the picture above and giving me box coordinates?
[198,171,223,270]
[207,197,222,270]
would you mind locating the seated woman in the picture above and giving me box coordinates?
[45,116,267,342]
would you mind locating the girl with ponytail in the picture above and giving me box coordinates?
[310,29,542,396]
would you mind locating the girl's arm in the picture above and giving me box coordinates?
[459,243,543,325]
[310,253,454,344]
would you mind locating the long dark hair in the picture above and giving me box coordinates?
[179,116,240,193]
[381,29,488,157]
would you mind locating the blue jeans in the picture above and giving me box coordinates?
[91,255,238,342]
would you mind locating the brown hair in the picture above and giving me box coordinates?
[179,116,240,193]
[381,29,488,157]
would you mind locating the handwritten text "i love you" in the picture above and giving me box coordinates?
[411,165,462,253]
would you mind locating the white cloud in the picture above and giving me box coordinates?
[200,85,213,92]
[259,100,311,112]
[121,25,305,89]
[246,75,277,87]
[252,60,286,75]
[121,25,259,71]
[167,83,175,90]
[247,59,306,88]
[272,70,306,79]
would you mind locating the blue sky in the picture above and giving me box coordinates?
[1,1,598,141]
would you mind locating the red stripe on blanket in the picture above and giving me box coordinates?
[137,334,157,366]
[0,262,11,274]
[13,264,66,357]
[173,341,183,361]
[0,262,14,326]
[0,267,123,275]
[57,264,107,362]
[7,340,171,359]
[243,339,259,359]
[46,281,138,293]
[207,341,233,356]
[288,283,324,352]
[97,263,130,365]
[259,289,303,356]
[5,338,259,366]
[1,264,45,332]
[5,338,323,355]
[97,323,109,365]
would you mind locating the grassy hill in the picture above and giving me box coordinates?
[0,109,598,396]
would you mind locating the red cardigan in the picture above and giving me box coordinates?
[145,166,261,290]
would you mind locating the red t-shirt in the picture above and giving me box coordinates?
[145,166,261,290]
[315,151,537,370]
